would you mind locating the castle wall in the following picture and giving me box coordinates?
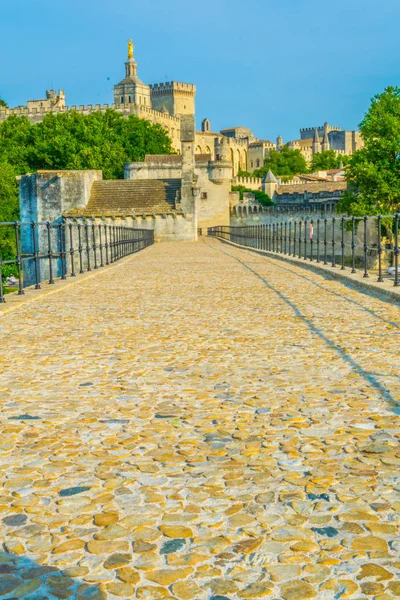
[232,176,262,190]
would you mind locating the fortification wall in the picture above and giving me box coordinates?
[300,125,341,140]
[232,176,262,190]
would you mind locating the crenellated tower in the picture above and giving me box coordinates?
[150,81,196,117]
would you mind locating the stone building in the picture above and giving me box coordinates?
[261,169,346,208]
[0,40,363,176]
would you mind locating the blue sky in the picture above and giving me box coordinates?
[1,0,400,141]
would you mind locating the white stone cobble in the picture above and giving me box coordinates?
[0,238,400,599]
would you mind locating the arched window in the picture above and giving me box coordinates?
[196,146,202,154]
[256,159,260,167]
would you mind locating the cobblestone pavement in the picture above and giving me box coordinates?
[1,238,400,600]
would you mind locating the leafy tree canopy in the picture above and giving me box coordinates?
[0,99,7,108]
[337,86,400,216]
[253,146,308,178]
[310,150,350,172]
[231,184,273,206]
[0,109,173,180]
[0,162,19,262]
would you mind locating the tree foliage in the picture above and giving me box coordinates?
[310,150,350,172]
[253,146,308,178]
[0,109,172,182]
[0,162,19,269]
[337,86,400,216]
[231,184,273,206]
[0,99,7,108]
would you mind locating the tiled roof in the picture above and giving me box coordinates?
[66,180,178,216]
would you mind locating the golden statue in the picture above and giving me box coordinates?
[128,39,134,60]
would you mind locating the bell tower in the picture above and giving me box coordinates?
[114,39,151,107]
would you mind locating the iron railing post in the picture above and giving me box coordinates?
[99,225,104,268]
[377,215,383,282]
[32,221,41,288]
[351,217,356,273]
[69,223,76,277]
[92,222,98,269]
[14,222,24,294]
[47,221,55,285]
[341,216,345,270]
[394,213,399,287]
[332,217,336,267]
[363,215,369,278]
[59,222,67,280]
[298,220,302,259]
[85,221,91,271]
[78,223,84,274]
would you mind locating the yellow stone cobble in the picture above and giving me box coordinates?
[1,238,400,598]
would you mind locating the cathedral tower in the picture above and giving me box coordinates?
[114,40,151,107]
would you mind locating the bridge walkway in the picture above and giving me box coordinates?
[0,238,400,599]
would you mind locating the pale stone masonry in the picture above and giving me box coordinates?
[1,239,400,598]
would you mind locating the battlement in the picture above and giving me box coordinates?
[150,81,196,93]
[300,125,341,135]
[233,176,262,187]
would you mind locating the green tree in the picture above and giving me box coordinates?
[311,150,342,171]
[0,115,33,174]
[253,146,308,178]
[231,185,273,206]
[0,162,19,270]
[0,99,7,108]
[337,86,400,216]
[28,110,172,179]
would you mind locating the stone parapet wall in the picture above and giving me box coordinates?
[233,176,262,190]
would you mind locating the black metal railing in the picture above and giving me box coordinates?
[208,214,400,287]
[0,220,154,303]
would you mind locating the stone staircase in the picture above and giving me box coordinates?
[86,180,177,215]
[161,179,181,206]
